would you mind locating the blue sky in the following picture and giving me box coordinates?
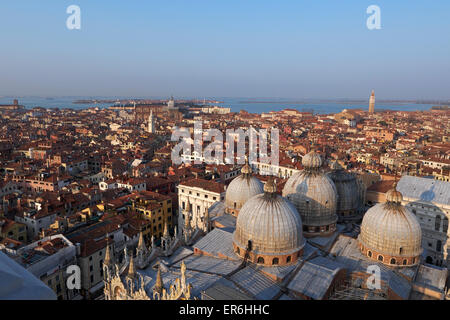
[0,1,449,99]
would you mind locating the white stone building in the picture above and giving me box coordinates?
[397,176,450,269]
[177,178,225,232]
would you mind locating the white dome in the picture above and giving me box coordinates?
[225,174,264,213]
[286,174,338,227]
[282,170,304,197]
[233,183,305,257]
[359,189,422,261]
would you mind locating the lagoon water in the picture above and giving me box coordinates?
[0,96,433,115]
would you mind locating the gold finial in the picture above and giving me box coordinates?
[241,156,252,176]
[264,176,277,194]
[386,179,403,204]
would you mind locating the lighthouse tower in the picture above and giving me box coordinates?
[369,90,375,113]
[148,111,155,133]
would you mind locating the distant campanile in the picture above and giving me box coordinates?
[148,110,155,133]
[369,90,375,113]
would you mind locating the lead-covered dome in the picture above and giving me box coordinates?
[358,184,422,267]
[225,161,264,216]
[233,178,305,266]
[283,151,338,237]
[326,160,360,221]
[282,150,323,197]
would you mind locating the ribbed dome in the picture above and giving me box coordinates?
[359,187,422,265]
[225,173,264,215]
[233,184,305,258]
[327,162,359,216]
[302,151,322,169]
[282,171,304,197]
[282,151,324,197]
[286,174,338,227]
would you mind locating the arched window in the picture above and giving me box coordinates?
[390,258,396,265]
[272,258,279,265]
[286,256,291,263]
[257,257,265,264]
[399,247,403,254]
[403,259,407,265]
[368,251,372,258]
[443,217,448,233]
[378,255,384,262]
[435,216,441,231]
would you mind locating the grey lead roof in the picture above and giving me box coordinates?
[397,175,450,205]
[193,228,239,261]
[172,254,241,276]
[202,278,254,300]
[414,264,448,292]
[287,256,344,300]
[211,213,236,229]
[229,265,282,300]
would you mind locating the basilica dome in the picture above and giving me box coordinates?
[225,161,264,216]
[282,151,324,197]
[233,178,305,266]
[326,160,360,221]
[283,151,338,237]
[358,184,422,267]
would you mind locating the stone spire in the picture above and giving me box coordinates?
[163,220,170,238]
[127,254,136,279]
[203,208,210,233]
[184,203,191,228]
[104,239,112,266]
[137,230,146,252]
[154,265,164,295]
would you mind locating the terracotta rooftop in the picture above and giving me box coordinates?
[179,178,225,194]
